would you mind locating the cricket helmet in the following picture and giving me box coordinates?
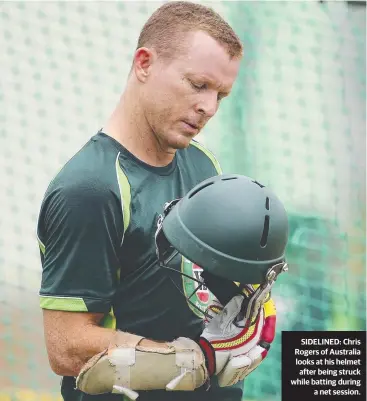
[155,174,289,311]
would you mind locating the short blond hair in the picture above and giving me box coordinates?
[137,1,243,59]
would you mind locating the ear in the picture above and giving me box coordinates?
[133,47,156,83]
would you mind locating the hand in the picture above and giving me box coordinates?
[198,292,276,387]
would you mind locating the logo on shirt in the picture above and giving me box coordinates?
[182,257,214,318]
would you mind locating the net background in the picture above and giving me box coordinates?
[0,1,365,400]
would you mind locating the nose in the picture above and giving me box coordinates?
[196,92,219,118]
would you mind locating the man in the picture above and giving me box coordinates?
[37,2,262,400]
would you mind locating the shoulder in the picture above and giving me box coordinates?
[37,155,125,248]
[38,136,126,230]
[187,139,222,174]
[46,135,122,202]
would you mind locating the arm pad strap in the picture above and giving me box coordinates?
[76,331,208,398]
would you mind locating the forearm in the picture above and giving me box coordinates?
[67,326,115,376]
[63,326,169,376]
[51,323,115,377]
[44,310,170,377]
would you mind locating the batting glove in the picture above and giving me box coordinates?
[198,292,276,387]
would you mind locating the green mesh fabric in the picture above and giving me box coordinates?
[0,2,365,401]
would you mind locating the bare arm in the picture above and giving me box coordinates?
[43,310,167,377]
[43,310,113,376]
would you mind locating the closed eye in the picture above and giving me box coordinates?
[190,80,207,91]
[189,79,229,102]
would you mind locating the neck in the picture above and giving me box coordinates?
[103,84,175,167]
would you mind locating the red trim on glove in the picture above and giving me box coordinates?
[198,337,216,377]
[261,315,276,343]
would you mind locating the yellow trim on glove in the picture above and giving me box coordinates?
[263,298,276,318]
[212,323,257,349]
[233,282,276,318]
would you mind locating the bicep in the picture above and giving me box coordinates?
[38,184,123,314]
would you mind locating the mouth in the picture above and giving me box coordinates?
[182,120,200,131]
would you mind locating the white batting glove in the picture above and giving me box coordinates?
[198,293,276,387]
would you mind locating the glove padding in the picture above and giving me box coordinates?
[198,293,276,387]
[76,331,208,400]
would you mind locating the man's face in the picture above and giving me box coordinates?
[140,31,242,151]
